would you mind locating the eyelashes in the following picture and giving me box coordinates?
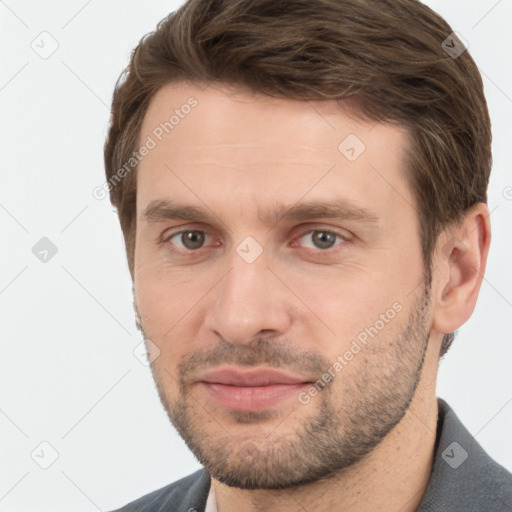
[162,227,349,255]
[294,229,346,250]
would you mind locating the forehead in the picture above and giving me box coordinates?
[136,81,413,225]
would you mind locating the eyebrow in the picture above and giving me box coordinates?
[142,199,380,227]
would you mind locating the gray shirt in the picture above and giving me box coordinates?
[110,398,512,511]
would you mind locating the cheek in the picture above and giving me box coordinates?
[134,263,215,366]
[286,264,408,359]
[135,241,194,320]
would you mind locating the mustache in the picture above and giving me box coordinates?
[134,306,331,384]
[176,337,329,384]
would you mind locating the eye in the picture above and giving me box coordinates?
[163,228,348,254]
[166,230,209,250]
[295,229,346,250]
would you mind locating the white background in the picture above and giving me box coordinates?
[0,1,511,510]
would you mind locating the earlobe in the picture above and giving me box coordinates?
[431,203,491,335]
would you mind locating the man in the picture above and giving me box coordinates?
[104,0,512,510]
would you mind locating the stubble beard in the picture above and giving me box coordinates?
[140,282,432,490]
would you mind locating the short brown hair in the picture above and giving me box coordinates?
[104,0,492,358]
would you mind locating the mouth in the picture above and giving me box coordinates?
[195,366,313,412]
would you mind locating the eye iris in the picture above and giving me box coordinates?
[182,231,205,249]
[312,231,336,249]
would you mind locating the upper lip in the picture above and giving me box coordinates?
[196,366,312,386]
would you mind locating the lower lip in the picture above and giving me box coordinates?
[199,382,309,411]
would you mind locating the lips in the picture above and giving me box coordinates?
[197,367,311,386]
[195,366,313,412]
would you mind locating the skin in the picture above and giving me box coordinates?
[132,81,491,512]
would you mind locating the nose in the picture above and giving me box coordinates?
[204,246,293,345]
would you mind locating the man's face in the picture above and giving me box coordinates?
[133,81,434,489]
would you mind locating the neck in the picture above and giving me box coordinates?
[211,346,440,512]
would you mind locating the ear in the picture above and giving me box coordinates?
[431,203,491,335]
